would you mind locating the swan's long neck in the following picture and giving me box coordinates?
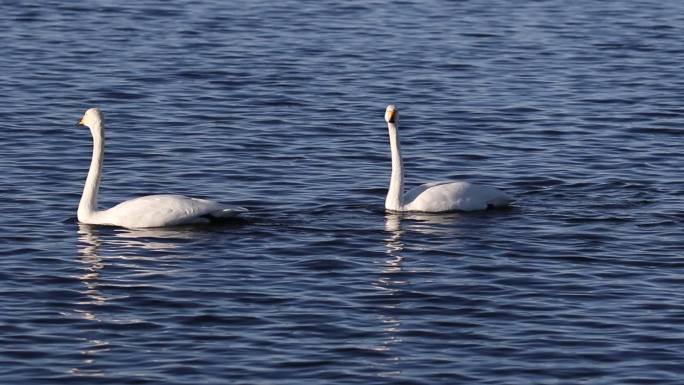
[78,126,104,221]
[385,122,404,211]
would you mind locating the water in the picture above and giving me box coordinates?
[1,0,684,383]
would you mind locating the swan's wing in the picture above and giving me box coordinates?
[100,194,245,228]
[404,181,511,212]
[403,181,452,207]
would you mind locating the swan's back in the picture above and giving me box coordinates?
[96,194,242,228]
[403,181,511,212]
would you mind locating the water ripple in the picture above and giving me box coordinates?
[1,0,684,384]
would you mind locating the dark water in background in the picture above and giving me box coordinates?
[1,0,684,384]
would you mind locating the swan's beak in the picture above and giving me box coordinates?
[386,109,396,123]
[77,118,84,126]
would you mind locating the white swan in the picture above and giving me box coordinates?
[76,107,246,229]
[384,104,512,212]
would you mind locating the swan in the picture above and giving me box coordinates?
[384,104,512,212]
[76,107,246,228]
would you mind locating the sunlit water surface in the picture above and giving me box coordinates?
[1,1,684,384]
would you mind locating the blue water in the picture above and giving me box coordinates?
[2,1,684,384]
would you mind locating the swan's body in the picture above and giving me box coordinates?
[77,107,245,228]
[384,104,511,212]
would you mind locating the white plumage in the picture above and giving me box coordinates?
[76,108,245,228]
[383,105,511,212]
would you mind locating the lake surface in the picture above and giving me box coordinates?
[1,0,684,384]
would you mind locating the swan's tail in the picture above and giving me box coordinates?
[199,206,248,224]
[216,206,248,218]
[488,195,513,208]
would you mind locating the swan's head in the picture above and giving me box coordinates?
[78,107,104,137]
[385,104,398,124]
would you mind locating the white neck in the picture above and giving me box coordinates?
[385,121,404,211]
[78,125,104,222]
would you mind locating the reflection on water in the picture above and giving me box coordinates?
[378,212,468,377]
[382,214,404,276]
[76,224,202,301]
[4,0,684,381]
[395,212,467,237]
[67,338,109,379]
[374,214,406,378]
[74,223,204,378]
[76,224,107,318]
[74,224,110,378]
[112,226,199,250]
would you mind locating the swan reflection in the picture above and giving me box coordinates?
[394,211,466,236]
[384,213,403,261]
[372,213,407,378]
[74,224,112,378]
[77,224,107,317]
[75,223,203,377]
[376,212,466,378]
[111,226,201,250]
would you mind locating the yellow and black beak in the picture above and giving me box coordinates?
[386,109,396,123]
[77,117,84,126]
